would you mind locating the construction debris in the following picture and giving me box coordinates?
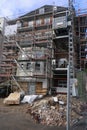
[21,95,43,104]
[26,95,84,126]
[3,92,21,105]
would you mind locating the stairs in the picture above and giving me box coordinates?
[11,75,23,92]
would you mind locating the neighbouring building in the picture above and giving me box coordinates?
[76,10,87,69]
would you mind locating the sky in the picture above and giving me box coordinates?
[0,0,87,19]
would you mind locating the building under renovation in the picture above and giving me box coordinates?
[0,5,84,95]
[76,9,87,70]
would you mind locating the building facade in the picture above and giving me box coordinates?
[0,5,77,95]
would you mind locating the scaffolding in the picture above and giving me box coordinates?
[77,9,87,69]
[0,5,76,96]
[52,7,71,94]
[0,6,53,95]
[0,34,21,91]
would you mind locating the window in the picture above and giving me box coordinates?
[36,19,41,26]
[26,62,31,69]
[86,55,87,59]
[85,44,87,51]
[39,8,44,14]
[85,28,87,39]
[35,62,40,71]
[28,21,34,27]
[44,17,50,24]
[36,51,43,58]
[21,63,24,69]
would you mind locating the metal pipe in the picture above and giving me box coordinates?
[67,65,70,130]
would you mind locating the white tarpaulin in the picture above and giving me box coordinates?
[21,95,43,104]
[5,24,17,36]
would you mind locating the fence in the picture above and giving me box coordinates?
[76,70,87,101]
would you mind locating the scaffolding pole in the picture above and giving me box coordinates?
[67,0,74,130]
[67,65,70,130]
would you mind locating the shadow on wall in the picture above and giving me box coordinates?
[0,85,11,98]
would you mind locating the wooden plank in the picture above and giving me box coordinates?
[36,88,47,95]
[3,92,20,105]
[36,89,47,93]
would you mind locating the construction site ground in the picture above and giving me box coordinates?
[0,96,86,130]
[0,98,65,130]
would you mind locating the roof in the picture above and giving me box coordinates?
[7,5,68,24]
[19,5,68,19]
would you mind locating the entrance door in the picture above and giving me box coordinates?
[29,83,35,95]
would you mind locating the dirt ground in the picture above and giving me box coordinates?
[0,98,85,130]
[0,98,66,130]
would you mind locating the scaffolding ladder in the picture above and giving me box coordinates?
[67,0,75,130]
[69,28,74,87]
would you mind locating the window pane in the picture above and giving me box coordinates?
[35,62,40,70]
[26,63,31,69]
[20,63,24,68]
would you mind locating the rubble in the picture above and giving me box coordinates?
[26,95,84,127]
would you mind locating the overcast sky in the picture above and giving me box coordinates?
[0,0,87,18]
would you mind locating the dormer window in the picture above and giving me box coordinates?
[39,8,44,14]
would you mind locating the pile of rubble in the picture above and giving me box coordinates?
[26,95,84,126]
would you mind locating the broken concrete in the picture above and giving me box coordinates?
[26,95,84,127]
